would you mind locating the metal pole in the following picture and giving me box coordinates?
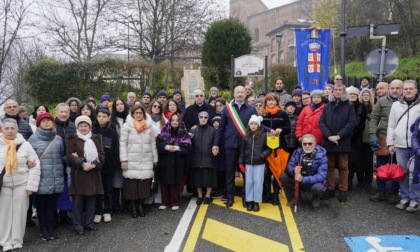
[128,23,130,62]
[264,56,268,93]
[231,55,234,99]
[340,0,346,80]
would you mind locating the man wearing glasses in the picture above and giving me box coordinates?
[183,89,216,131]
[3,99,33,140]
[280,134,327,208]
[333,75,343,84]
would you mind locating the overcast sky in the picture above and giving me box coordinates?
[262,0,296,8]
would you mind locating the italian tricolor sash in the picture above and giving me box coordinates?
[226,103,246,137]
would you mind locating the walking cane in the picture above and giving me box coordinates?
[294,163,301,213]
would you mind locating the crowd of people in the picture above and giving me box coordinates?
[1,75,420,251]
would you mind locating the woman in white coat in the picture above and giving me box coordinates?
[120,104,158,218]
[0,118,40,251]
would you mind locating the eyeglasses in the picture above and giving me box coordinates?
[153,105,161,108]
[199,116,208,119]
[255,104,263,107]
[5,106,17,109]
[195,95,204,98]
[302,142,313,146]
[134,112,143,115]
[335,78,342,80]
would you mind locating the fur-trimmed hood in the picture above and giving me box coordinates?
[358,88,375,106]
[328,91,349,102]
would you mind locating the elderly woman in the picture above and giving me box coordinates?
[120,104,158,218]
[28,112,64,241]
[0,119,40,251]
[156,114,191,211]
[188,111,217,205]
[66,116,105,235]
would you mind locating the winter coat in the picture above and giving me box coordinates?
[295,103,325,145]
[285,146,328,186]
[66,133,105,195]
[349,101,367,169]
[285,114,298,150]
[119,114,158,180]
[55,118,76,165]
[4,115,33,140]
[261,109,291,150]
[238,132,271,165]
[93,122,120,174]
[319,93,356,152]
[28,128,65,195]
[214,101,259,149]
[368,95,394,138]
[190,124,217,169]
[29,116,37,133]
[0,133,40,192]
[183,102,217,131]
[387,95,420,148]
[411,117,420,157]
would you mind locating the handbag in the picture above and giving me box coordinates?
[374,137,390,156]
[0,144,23,193]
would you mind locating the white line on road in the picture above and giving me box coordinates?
[164,198,197,252]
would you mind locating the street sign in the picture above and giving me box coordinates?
[234,55,265,77]
[347,23,400,38]
[365,48,398,78]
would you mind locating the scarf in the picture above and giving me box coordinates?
[387,92,399,102]
[158,114,191,146]
[150,114,161,122]
[310,102,322,112]
[264,106,281,115]
[3,136,18,175]
[76,131,98,163]
[134,119,147,133]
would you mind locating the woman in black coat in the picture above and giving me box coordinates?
[156,113,191,211]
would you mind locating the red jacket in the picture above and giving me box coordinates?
[295,103,325,145]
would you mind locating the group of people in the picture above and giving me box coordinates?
[1,76,420,251]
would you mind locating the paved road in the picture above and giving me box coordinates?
[16,181,420,252]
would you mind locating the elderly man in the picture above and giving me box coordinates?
[3,99,33,140]
[183,89,216,131]
[319,83,356,203]
[387,80,420,212]
[369,79,403,203]
[126,92,136,108]
[333,75,343,84]
[272,77,292,109]
[375,82,389,98]
[280,134,327,208]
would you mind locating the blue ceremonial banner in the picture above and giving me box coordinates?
[295,28,330,92]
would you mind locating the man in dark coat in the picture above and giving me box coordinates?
[3,99,33,140]
[319,83,356,203]
[183,89,216,131]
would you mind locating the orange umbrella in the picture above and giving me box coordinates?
[266,133,289,186]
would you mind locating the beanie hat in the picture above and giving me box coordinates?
[157,91,167,98]
[292,89,302,97]
[75,115,92,128]
[248,115,263,127]
[142,92,152,98]
[212,116,221,124]
[285,100,297,109]
[294,85,302,90]
[210,87,219,92]
[255,99,263,105]
[258,91,266,97]
[172,90,181,96]
[310,89,324,98]
[36,112,55,127]
[324,84,334,90]
[87,97,96,105]
[346,86,360,95]
[100,94,111,103]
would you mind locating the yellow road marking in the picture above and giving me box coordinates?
[202,218,289,252]
[183,204,209,252]
[280,191,305,252]
[212,196,282,222]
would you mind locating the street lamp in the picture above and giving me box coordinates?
[276,32,283,64]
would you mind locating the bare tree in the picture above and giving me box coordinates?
[37,0,112,62]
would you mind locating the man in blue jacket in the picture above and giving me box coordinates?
[280,134,327,208]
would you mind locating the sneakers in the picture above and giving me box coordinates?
[369,192,387,202]
[396,199,409,210]
[103,213,112,223]
[93,215,102,223]
[13,244,23,250]
[405,201,419,213]
[338,191,347,203]
[158,205,167,210]
[2,245,13,251]
[171,206,179,211]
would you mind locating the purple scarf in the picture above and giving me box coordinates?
[158,114,191,146]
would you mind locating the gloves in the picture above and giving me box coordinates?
[369,134,379,148]
[261,154,265,160]
[239,164,247,173]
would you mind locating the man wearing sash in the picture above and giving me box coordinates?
[213,86,274,208]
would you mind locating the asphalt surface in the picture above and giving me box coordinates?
[12,182,420,252]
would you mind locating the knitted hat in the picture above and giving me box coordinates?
[292,89,302,97]
[157,91,167,98]
[294,85,302,90]
[248,115,263,127]
[255,99,263,105]
[285,101,297,109]
[142,92,152,98]
[212,116,221,124]
[210,87,218,92]
[346,86,360,95]
[36,112,54,127]
[86,97,96,105]
[258,91,266,97]
[100,94,111,103]
[172,90,181,96]
[75,115,92,128]
[310,89,324,97]
[324,84,334,90]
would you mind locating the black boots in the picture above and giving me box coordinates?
[131,200,145,218]
[130,200,138,218]
[138,200,145,217]
[271,186,280,205]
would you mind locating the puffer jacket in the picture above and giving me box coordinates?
[238,132,271,165]
[285,145,328,186]
[319,93,356,152]
[387,95,420,148]
[0,133,40,192]
[190,124,217,169]
[120,113,158,180]
[296,103,325,145]
[28,128,65,195]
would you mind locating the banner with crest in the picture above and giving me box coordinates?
[295,28,330,92]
